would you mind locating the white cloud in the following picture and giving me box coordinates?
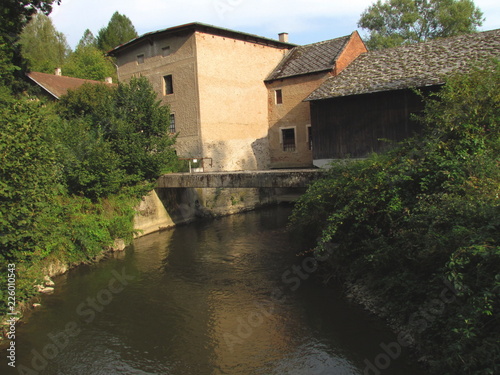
[50,0,500,49]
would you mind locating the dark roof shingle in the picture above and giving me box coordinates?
[307,29,500,101]
[266,34,352,81]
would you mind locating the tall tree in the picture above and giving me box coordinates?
[358,0,484,50]
[0,0,61,92]
[77,29,97,50]
[20,12,70,73]
[63,44,116,81]
[96,12,138,52]
[0,0,60,37]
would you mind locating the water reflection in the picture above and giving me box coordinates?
[10,206,428,375]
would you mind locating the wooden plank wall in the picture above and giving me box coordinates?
[310,87,439,159]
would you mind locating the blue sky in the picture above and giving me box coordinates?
[50,0,500,50]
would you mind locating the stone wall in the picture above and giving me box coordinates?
[133,187,296,237]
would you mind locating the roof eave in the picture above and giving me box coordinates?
[26,73,60,99]
[265,68,333,83]
[108,22,296,56]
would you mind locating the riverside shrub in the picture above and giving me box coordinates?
[289,60,500,375]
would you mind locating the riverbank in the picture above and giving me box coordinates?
[1,187,301,346]
[5,206,428,375]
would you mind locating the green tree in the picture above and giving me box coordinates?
[0,36,20,96]
[0,0,60,38]
[0,98,62,263]
[63,44,116,81]
[57,77,177,199]
[20,12,70,73]
[96,11,138,53]
[0,1,61,93]
[77,29,97,49]
[358,0,484,50]
[290,60,500,374]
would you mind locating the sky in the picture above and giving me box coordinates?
[50,0,500,50]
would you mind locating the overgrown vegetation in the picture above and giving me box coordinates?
[0,77,177,318]
[289,60,500,375]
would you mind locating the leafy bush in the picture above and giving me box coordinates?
[0,97,62,263]
[289,60,500,374]
[57,77,177,199]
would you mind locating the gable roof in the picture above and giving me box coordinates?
[26,72,115,99]
[108,22,295,56]
[307,29,500,101]
[266,33,353,81]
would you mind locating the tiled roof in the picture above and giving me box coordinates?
[307,29,500,101]
[26,72,115,99]
[266,34,352,81]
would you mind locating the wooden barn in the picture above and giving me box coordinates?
[306,29,500,167]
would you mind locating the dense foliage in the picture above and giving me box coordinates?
[0,77,177,317]
[19,13,70,73]
[289,60,500,374]
[62,44,116,81]
[57,77,177,199]
[96,11,138,53]
[358,0,484,50]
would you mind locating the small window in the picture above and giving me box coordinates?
[275,89,283,104]
[137,54,144,64]
[164,75,173,95]
[169,113,176,133]
[307,126,312,150]
[162,46,171,57]
[281,128,296,152]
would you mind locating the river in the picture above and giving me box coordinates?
[9,206,428,375]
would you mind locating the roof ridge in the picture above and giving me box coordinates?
[266,32,356,82]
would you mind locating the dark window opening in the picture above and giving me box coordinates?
[164,75,173,95]
[169,114,176,133]
[275,89,283,104]
[308,126,312,150]
[162,46,171,57]
[137,54,144,64]
[282,128,296,152]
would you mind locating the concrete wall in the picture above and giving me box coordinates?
[133,187,285,237]
[194,32,288,171]
[114,32,203,158]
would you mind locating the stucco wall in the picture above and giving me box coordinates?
[266,72,330,168]
[194,32,289,171]
[114,32,203,158]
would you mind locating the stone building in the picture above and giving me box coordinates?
[108,23,294,171]
[306,29,500,167]
[108,22,367,171]
[265,31,367,168]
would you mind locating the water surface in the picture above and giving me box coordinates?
[9,206,428,375]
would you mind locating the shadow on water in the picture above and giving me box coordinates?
[8,206,429,375]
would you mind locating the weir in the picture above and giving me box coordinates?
[157,169,324,188]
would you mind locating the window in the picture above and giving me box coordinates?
[137,54,144,64]
[275,89,283,104]
[162,46,171,57]
[169,114,176,133]
[164,75,173,95]
[281,128,296,152]
[307,125,312,150]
